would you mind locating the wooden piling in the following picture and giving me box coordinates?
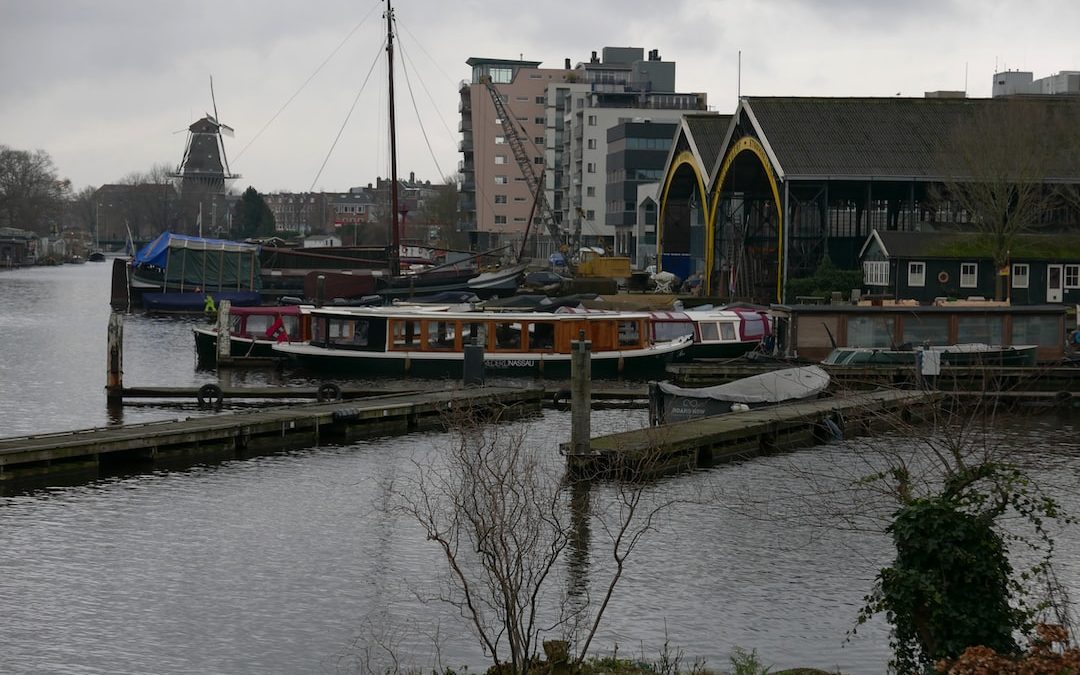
[570,330,591,455]
[216,300,232,363]
[106,311,124,403]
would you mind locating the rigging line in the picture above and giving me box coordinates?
[396,21,458,88]
[395,29,455,151]
[394,28,446,180]
[309,38,386,192]
[233,1,381,164]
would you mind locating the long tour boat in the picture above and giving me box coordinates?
[272,306,691,378]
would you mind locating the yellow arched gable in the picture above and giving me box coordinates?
[658,149,709,275]
[708,136,785,303]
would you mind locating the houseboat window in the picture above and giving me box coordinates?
[494,322,520,350]
[902,316,949,346]
[1012,264,1030,289]
[908,262,926,288]
[1012,315,1059,346]
[529,322,555,350]
[960,263,978,288]
[699,322,719,341]
[956,316,1002,345]
[719,322,737,341]
[465,322,487,348]
[326,318,369,348]
[391,320,422,348]
[230,314,246,334]
[312,317,327,344]
[654,320,694,342]
[847,316,895,348]
[426,320,456,351]
[863,260,888,286]
[618,320,641,346]
[1066,264,1080,289]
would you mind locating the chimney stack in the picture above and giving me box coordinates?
[565,57,571,70]
[590,50,598,63]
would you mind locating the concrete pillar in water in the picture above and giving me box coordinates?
[106,311,124,403]
[216,300,232,363]
[570,329,591,454]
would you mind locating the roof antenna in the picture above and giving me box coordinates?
[737,50,741,99]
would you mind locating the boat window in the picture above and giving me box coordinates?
[426,320,456,351]
[847,316,896,348]
[244,315,273,336]
[699,322,719,342]
[618,320,641,346]
[654,321,693,342]
[229,315,245,334]
[312,317,327,345]
[529,322,555,351]
[494,322,521,350]
[282,316,299,339]
[719,322,737,341]
[902,316,949,347]
[1012,315,1059,346]
[327,318,369,348]
[956,316,1002,345]
[465,322,487,348]
[391,320,422,349]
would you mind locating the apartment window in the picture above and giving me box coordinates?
[587,138,596,150]
[489,67,512,84]
[494,175,507,184]
[494,215,507,224]
[586,186,595,197]
[1066,264,1080,288]
[534,117,545,124]
[587,115,597,126]
[494,194,507,204]
[515,96,529,102]
[1012,264,1029,289]
[908,261,925,287]
[495,155,507,165]
[533,157,544,165]
[534,137,544,145]
[960,262,978,288]
[864,260,888,286]
[535,96,545,104]
[513,217,527,223]
[587,163,596,173]
[495,135,505,144]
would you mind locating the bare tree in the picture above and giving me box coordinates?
[0,145,71,234]
[389,404,675,675]
[936,98,1080,299]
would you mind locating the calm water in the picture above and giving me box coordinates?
[1,263,1078,674]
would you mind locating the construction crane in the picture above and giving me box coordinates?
[479,76,569,267]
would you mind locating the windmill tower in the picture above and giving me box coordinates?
[171,78,241,236]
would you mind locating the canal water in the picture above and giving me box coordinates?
[1,263,1078,674]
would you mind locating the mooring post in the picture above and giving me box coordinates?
[216,300,232,363]
[106,310,124,403]
[570,329,592,454]
[315,274,326,308]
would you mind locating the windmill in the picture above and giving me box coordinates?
[171,76,242,236]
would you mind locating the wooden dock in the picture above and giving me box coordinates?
[563,389,940,478]
[0,386,543,491]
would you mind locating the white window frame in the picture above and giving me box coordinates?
[1065,264,1080,289]
[494,175,507,185]
[1012,263,1030,289]
[907,261,925,287]
[495,135,505,145]
[960,262,978,288]
[494,155,506,165]
[864,260,888,286]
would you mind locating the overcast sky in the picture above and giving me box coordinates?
[2,0,1078,194]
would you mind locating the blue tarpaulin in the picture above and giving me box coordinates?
[132,232,262,291]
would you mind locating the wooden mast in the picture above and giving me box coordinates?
[386,0,400,277]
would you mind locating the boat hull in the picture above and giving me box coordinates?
[275,343,686,380]
[193,328,283,365]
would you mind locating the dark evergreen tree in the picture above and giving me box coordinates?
[232,186,275,238]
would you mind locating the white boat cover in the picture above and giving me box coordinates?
[658,366,830,404]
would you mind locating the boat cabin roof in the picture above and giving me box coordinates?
[308,306,654,322]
